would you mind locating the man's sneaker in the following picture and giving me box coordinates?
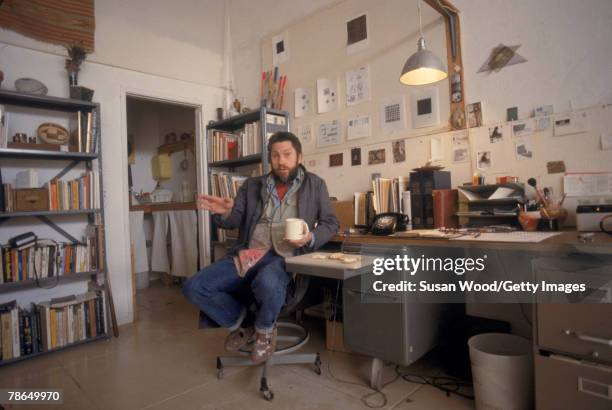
[251,328,277,363]
[224,326,256,352]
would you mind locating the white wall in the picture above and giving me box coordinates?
[0,0,226,87]
[232,0,612,118]
[228,0,341,109]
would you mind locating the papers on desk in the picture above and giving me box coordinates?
[449,231,561,243]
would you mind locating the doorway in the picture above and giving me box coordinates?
[124,94,203,321]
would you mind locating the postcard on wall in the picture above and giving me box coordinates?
[318,120,342,147]
[476,150,492,170]
[452,130,469,146]
[298,124,312,144]
[534,104,553,132]
[351,147,362,166]
[272,32,289,65]
[488,125,503,143]
[466,102,483,128]
[380,96,406,134]
[316,78,338,113]
[453,147,469,163]
[345,65,370,106]
[347,114,371,140]
[294,88,311,118]
[515,138,533,160]
[329,153,343,167]
[430,136,443,162]
[553,111,589,137]
[512,120,533,138]
[410,87,440,129]
[368,148,386,165]
[392,139,406,163]
[346,14,369,54]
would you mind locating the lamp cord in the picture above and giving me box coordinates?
[417,0,424,38]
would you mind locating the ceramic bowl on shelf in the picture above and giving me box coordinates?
[15,78,48,95]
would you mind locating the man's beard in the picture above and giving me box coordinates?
[272,164,300,183]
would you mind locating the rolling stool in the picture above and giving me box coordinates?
[215,275,322,401]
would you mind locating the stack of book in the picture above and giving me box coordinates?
[46,170,100,211]
[1,183,14,212]
[371,177,408,214]
[238,121,261,157]
[0,291,106,362]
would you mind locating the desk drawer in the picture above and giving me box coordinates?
[536,354,612,410]
[537,304,612,363]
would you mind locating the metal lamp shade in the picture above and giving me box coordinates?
[400,38,448,85]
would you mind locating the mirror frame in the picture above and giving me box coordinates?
[424,0,466,130]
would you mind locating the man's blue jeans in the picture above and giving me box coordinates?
[182,251,290,333]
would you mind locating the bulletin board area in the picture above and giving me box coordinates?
[261,0,612,225]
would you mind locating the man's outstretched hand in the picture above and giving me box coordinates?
[197,194,234,217]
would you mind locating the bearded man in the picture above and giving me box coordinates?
[183,132,339,363]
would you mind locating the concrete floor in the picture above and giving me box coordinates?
[0,281,474,409]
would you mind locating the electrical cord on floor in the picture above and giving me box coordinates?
[325,274,475,407]
[326,279,398,408]
[397,371,475,400]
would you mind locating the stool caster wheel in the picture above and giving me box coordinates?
[216,357,224,379]
[314,353,322,375]
[262,390,274,401]
[260,377,273,401]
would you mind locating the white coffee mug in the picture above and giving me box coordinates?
[285,218,309,240]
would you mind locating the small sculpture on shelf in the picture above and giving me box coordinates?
[65,45,94,101]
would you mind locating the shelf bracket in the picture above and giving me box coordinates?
[36,216,80,244]
[52,160,81,181]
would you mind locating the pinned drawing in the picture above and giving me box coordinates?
[272,32,289,65]
[478,44,527,73]
[347,114,371,140]
[477,150,492,170]
[316,78,338,113]
[392,139,406,163]
[294,88,311,118]
[345,65,370,106]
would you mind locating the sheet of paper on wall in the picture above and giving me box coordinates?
[316,78,338,113]
[411,87,440,128]
[272,32,289,65]
[294,88,311,118]
[380,96,406,134]
[318,120,342,147]
[553,111,589,137]
[601,133,612,151]
[429,135,442,162]
[515,138,533,160]
[347,114,371,140]
[345,65,370,106]
[563,173,612,197]
[298,124,312,144]
[452,147,469,163]
[452,130,469,146]
[512,119,533,138]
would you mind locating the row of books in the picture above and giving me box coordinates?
[210,172,248,243]
[46,171,101,211]
[371,176,409,214]
[1,226,102,284]
[207,121,262,163]
[0,292,106,362]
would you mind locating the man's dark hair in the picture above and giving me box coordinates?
[267,132,302,159]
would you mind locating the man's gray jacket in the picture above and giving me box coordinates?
[213,165,340,255]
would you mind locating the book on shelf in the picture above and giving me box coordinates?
[70,110,97,154]
[208,121,261,163]
[210,171,249,243]
[45,170,99,211]
[1,234,100,284]
[0,105,8,149]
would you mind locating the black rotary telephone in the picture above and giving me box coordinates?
[371,213,409,236]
